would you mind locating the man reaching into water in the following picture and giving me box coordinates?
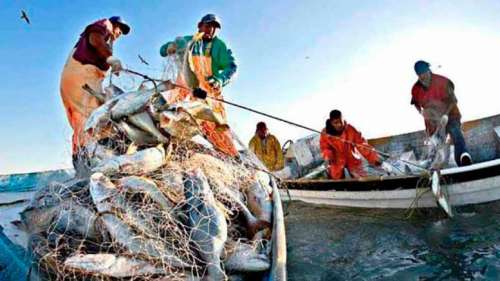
[320,110,383,179]
[411,60,472,166]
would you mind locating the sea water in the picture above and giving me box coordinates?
[285,201,500,280]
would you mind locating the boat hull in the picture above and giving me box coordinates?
[281,159,500,209]
[281,175,500,209]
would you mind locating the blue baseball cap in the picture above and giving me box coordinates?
[109,16,130,35]
[198,14,221,28]
[414,60,430,75]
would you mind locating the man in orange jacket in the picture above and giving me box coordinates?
[320,110,383,179]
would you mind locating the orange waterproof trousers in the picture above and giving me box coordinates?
[60,50,105,154]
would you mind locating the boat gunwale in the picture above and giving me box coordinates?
[283,158,500,192]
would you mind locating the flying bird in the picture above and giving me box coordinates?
[20,10,30,24]
[138,54,149,66]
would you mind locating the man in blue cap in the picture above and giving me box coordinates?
[60,16,130,175]
[411,60,472,166]
[159,14,239,156]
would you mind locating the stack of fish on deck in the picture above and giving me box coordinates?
[20,81,275,281]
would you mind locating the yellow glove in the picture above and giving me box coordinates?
[193,32,204,41]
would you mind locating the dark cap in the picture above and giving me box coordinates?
[256,121,267,130]
[199,14,221,28]
[414,60,430,75]
[109,16,130,35]
[329,110,342,120]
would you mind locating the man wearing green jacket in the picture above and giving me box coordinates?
[160,14,238,156]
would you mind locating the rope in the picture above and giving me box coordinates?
[404,167,454,219]
[123,69,163,83]
[123,68,160,93]
[405,175,432,219]
[208,96,428,172]
[120,68,428,172]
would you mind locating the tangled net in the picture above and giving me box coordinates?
[22,54,275,281]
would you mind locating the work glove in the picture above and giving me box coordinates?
[206,76,221,90]
[374,157,383,167]
[192,87,207,99]
[106,56,123,73]
[440,114,449,127]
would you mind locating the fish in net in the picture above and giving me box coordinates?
[21,56,276,281]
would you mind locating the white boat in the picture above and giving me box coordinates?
[279,114,500,210]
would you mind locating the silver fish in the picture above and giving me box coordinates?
[89,173,147,224]
[89,173,119,213]
[246,173,273,224]
[104,84,125,100]
[110,90,154,120]
[92,145,166,176]
[118,176,176,213]
[52,200,102,240]
[110,82,174,120]
[431,170,453,217]
[128,111,169,143]
[89,173,191,267]
[85,141,117,168]
[113,195,157,238]
[83,83,124,133]
[90,174,157,237]
[220,186,270,238]
[21,205,61,234]
[177,101,229,129]
[184,169,227,281]
[21,178,88,233]
[100,213,192,267]
[175,38,199,89]
[28,178,88,209]
[159,110,201,139]
[64,254,166,277]
[84,98,119,133]
[20,198,100,240]
[117,121,158,146]
[224,242,270,272]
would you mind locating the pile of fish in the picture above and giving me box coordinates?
[20,82,276,281]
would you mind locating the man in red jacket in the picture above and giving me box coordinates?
[411,60,472,166]
[320,110,383,179]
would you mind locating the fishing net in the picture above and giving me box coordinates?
[23,48,275,281]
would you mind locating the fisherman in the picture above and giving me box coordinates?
[320,110,383,179]
[159,14,238,156]
[60,16,130,171]
[411,60,472,166]
[249,122,284,171]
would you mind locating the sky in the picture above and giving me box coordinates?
[1,0,500,175]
